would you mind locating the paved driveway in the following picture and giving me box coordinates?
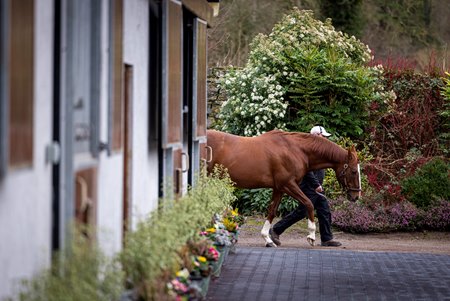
[207,247,450,301]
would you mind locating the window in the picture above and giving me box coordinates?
[163,0,182,147]
[8,0,34,168]
[148,0,161,148]
[70,0,101,156]
[194,18,207,139]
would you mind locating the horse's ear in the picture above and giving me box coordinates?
[347,145,357,161]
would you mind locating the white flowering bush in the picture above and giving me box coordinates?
[218,8,393,138]
[217,67,288,136]
[248,9,372,72]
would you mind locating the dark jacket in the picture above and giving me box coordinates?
[300,170,325,195]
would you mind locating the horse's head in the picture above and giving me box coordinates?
[336,145,361,202]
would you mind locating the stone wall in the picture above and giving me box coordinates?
[207,67,230,129]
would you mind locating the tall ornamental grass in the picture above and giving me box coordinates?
[9,230,124,301]
[9,170,235,301]
[120,169,235,299]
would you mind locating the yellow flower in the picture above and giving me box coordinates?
[206,228,216,233]
[176,268,189,278]
[231,210,238,216]
[197,256,207,263]
[223,217,238,232]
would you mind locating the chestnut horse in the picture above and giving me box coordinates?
[206,129,361,247]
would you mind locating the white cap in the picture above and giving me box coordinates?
[310,126,331,137]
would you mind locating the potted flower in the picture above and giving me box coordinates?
[167,268,203,300]
[222,208,245,252]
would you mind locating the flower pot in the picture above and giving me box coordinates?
[119,289,138,301]
[190,275,211,299]
[230,231,239,254]
[212,245,230,278]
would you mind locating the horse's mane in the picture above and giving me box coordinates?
[265,130,347,162]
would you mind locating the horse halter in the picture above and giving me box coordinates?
[338,163,362,193]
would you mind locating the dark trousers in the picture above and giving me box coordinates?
[272,192,333,243]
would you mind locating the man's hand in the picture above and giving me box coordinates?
[316,185,323,193]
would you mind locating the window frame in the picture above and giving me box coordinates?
[108,0,124,154]
[8,0,34,169]
[161,0,183,149]
[193,18,207,141]
[89,0,102,157]
[68,0,102,158]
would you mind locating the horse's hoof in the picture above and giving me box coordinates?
[265,242,277,248]
[307,237,315,246]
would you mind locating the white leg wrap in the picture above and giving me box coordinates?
[261,220,275,245]
[306,219,316,246]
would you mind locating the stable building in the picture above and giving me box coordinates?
[0,0,217,298]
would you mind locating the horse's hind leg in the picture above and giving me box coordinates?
[281,181,316,246]
[261,189,282,247]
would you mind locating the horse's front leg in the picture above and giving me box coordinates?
[261,189,283,247]
[282,181,316,246]
[301,192,316,246]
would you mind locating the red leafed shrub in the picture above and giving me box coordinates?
[368,60,446,160]
[362,57,447,203]
[363,154,432,205]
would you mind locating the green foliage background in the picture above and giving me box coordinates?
[440,72,450,153]
[401,158,450,209]
[217,8,392,139]
[211,5,449,226]
[209,0,450,69]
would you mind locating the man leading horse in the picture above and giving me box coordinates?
[269,126,342,248]
[206,127,361,247]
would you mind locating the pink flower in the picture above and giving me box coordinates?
[171,279,188,293]
[208,247,219,260]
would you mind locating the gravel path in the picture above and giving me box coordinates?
[237,216,450,255]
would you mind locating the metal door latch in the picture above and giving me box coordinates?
[46,141,61,164]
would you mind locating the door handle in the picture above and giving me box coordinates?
[205,146,212,163]
[181,152,189,173]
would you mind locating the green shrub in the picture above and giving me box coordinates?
[278,196,300,216]
[440,72,450,155]
[233,188,298,217]
[401,158,450,208]
[232,188,271,215]
[218,8,392,138]
[119,169,235,299]
[11,230,124,301]
[443,72,450,100]
[217,68,288,136]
